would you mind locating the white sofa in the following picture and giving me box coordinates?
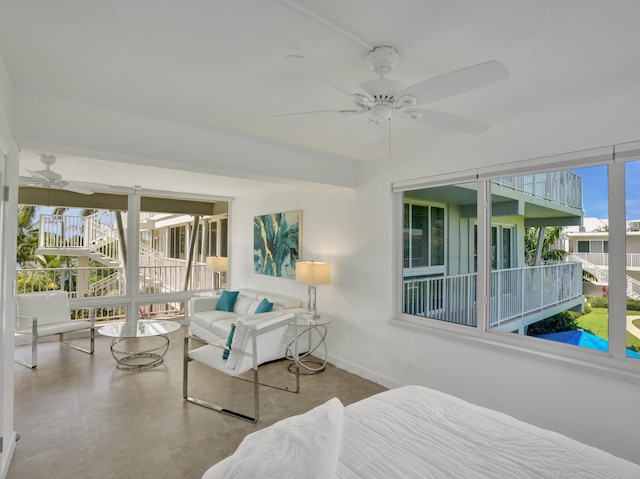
[189,289,306,359]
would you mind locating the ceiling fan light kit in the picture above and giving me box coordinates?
[276,45,510,137]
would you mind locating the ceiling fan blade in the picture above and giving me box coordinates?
[268,109,342,119]
[397,108,490,135]
[398,60,510,106]
[285,55,372,100]
[268,109,365,119]
[19,175,46,185]
[24,169,51,181]
[60,182,95,195]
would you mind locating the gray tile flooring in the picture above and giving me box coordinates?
[8,325,387,479]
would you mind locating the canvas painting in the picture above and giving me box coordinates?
[253,210,301,279]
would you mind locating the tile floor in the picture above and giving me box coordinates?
[8,325,387,479]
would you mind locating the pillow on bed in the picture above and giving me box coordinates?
[202,398,344,479]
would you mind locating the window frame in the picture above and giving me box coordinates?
[390,141,640,380]
[403,200,447,277]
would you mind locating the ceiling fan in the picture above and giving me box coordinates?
[20,154,97,195]
[272,46,510,138]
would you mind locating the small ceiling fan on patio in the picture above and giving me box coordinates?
[20,154,96,195]
[270,46,510,139]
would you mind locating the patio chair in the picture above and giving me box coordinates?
[183,311,300,423]
[15,291,95,368]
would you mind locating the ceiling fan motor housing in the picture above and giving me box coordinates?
[367,46,399,77]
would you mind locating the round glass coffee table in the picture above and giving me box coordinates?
[98,320,181,370]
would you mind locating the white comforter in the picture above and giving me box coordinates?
[203,385,640,478]
[335,385,640,478]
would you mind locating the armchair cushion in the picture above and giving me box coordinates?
[15,291,94,334]
[16,291,71,330]
[226,312,293,372]
[215,290,239,312]
[188,312,294,376]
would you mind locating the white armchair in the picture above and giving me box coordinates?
[15,291,95,368]
[183,311,299,423]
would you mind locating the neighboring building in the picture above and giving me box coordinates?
[403,171,585,334]
[564,218,640,298]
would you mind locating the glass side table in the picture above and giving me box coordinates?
[286,315,332,375]
[98,320,181,370]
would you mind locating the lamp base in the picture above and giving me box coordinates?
[303,311,318,325]
[307,285,317,313]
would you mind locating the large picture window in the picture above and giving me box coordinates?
[16,189,228,324]
[393,141,640,370]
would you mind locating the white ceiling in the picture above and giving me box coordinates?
[1,0,639,196]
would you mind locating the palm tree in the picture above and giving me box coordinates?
[524,226,566,266]
[17,205,39,266]
[524,225,597,282]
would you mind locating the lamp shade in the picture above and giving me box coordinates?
[295,261,330,286]
[206,256,228,272]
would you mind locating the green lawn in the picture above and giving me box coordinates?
[577,307,640,352]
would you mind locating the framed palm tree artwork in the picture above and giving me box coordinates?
[253,210,301,279]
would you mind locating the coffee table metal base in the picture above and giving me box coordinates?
[109,335,170,370]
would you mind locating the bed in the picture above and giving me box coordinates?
[202,385,640,478]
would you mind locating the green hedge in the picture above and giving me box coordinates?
[584,295,640,311]
[526,310,581,336]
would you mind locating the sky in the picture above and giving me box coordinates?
[572,161,640,220]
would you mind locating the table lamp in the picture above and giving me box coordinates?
[206,256,228,292]
[295,260,330,319]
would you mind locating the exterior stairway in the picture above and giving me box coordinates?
[568,253,640,300]
[37,213,122,267]
[36,213,201,300]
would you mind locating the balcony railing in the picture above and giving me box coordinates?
[15,264,217,320]
[494,171,582,209]
[570,252,640,269]
[403,262,583,327]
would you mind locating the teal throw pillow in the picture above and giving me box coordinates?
[216,290,239,312]
[222,324,236,360]
[254,297,273,314]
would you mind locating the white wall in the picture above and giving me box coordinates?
[229,94,640,465]
[0,52,18,479]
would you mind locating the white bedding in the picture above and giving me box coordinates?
[335,385,640,478]
[202,385,640,478]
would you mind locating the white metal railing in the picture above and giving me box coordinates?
[87,271,125,297]
[38,214,121,264]
[494,170,582,209]
[626,276,640,299]
[16,266,120,296]
[569,252,608,267]
[549,252,640,270]
[15,265,213,321]
[139,244,164,266]
[85,214,121,264]
[17,264,214,296]
[403,262,583,327]
[39,214,85,249]
[568,253,609,283]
